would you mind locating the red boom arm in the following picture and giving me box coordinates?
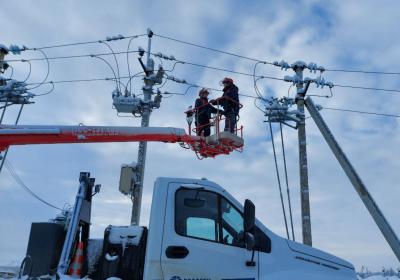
[0,125,244,158]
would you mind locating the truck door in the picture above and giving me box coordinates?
[160,184,258,280]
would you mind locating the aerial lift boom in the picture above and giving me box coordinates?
[0,124,243,158]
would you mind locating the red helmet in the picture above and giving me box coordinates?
[221,77,234,85]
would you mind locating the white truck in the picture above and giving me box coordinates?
[97,177,356,280]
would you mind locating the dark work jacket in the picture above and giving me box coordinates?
[195,97,218,122]
[222,84,240,114]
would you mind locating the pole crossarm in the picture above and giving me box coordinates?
[305,97,400,262]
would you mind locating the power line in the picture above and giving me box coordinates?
[26,49,50,90]
[7,49,279,83]
[5,50,140,63]
[10,48,400,97]
[321,106,400,118]
[32,82,55,96]
[177,59,262,78]
[156,52,400,95]
[152,52,286,84]
[10,48,400,95]
[22,72,259,100]
[10,30,400,78]
[173,79,260,100]
[239,92,259,99]
[153,31,400,77]
[268,121,290,240]
[279,122,295,241]
[153,32,273,64]
[4,159,62,211]
[325,68,400,76]
[25,34,147,51]
[333,83,400,94]
[26,74,145,86]
[24,74,146,98]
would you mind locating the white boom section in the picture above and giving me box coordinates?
[57,178,86,274]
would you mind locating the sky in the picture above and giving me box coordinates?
[0,0,399,272]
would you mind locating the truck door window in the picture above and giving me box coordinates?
[175,189,219,242]
[186,217,216,240]
[175,188,269,250]
[221,198,245,248]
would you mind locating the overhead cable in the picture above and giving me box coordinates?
[26,49,50,90]
[156,52,400,95]
[26,74,145,86]
[154,32,400,77]
[325,68,400,76]
[268,121,290,240]
[153,32,273,64]
[24,34,147,51]
[333,84,400,94]
[5,50,140,63]
[126,36,140,93]
[100,41,122,92]
[90,55,121,91]
[12,31,400,78]
[4,160,63,211]
[321,106,400,118]
[11,48,400,95]
[279,122,295,241]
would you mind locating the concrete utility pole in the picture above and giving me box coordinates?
[306,97,400,262]
[292,62,312,246]
[275,59,327,245]
[112,28,163,225]
[131,29,154,226]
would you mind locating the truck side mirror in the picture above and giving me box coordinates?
[243,199,256,251]
[245,232,255,251]
[244,199,255,233]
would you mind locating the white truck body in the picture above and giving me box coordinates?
[141,177,357,280]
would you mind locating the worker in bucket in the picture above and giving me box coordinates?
[194,88,221,137]
[214,77,240,133]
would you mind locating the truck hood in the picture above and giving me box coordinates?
[286,240,354,270]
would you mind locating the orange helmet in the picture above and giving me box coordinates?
[220,77,234,85]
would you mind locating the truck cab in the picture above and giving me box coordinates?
[143,177,357,280]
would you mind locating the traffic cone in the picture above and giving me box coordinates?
[68,242,84,278]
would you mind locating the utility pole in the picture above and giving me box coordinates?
[274,59,328,245]
[131,29,154,226]
[306,97,400,262]
[112,28,164,226]
[292,61,312,246]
